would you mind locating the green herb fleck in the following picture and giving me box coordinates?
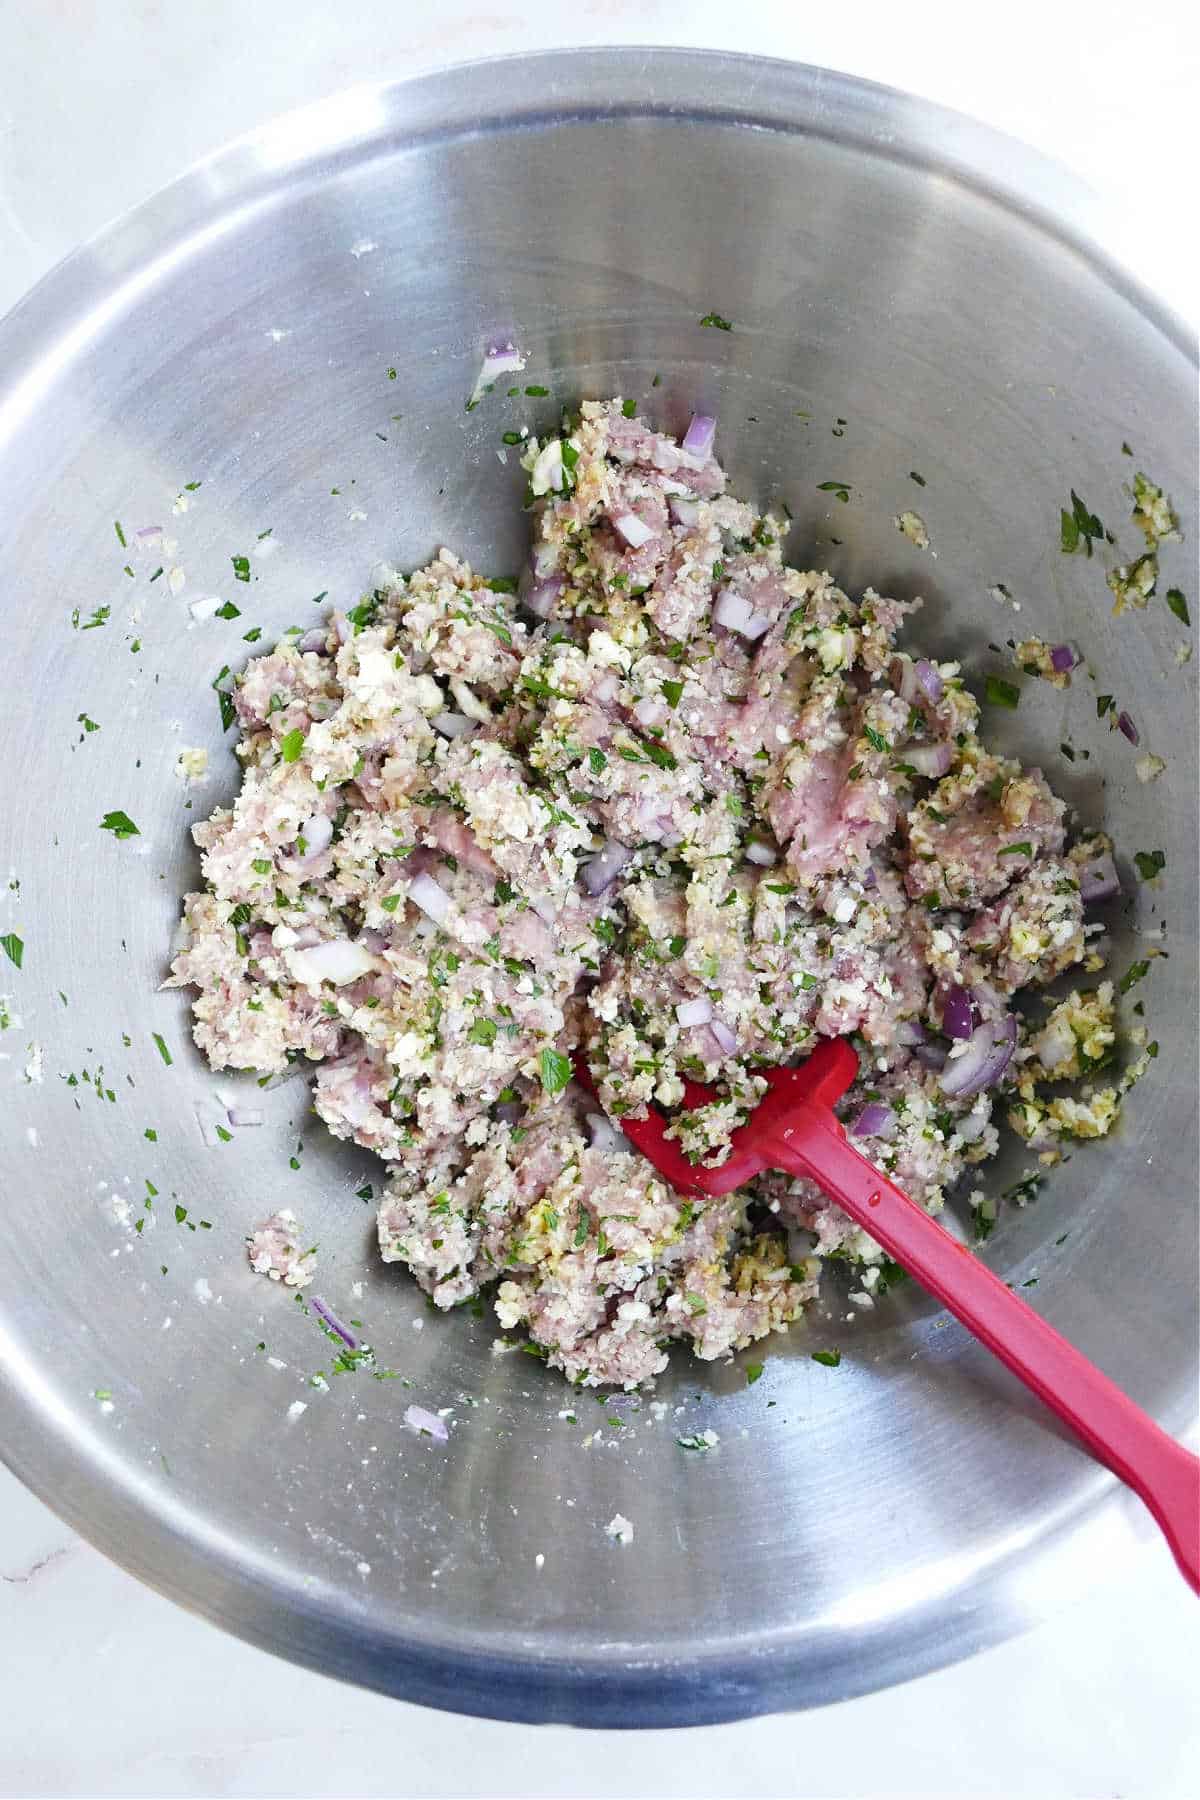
[1,932,23,970]
[1133,849,1166,881]
[698,311,732,331]
[1166,588,1190,627]
[745,1362,764,1386]
[1119,960,1151,994]
[811,1348,841,1367]
[279,728,305,763]
[1060,489,1106,557]
[816,480,851,503]
[540,1046,572,1097]
[215,600,241,620]
[984,675,1020,709]
[100,810,140,839]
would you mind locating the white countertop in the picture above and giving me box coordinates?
[1,3,1196,1794]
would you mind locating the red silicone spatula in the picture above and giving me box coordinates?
[574,1039,1200,1593]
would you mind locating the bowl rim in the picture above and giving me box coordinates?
[0,46,1194,1728]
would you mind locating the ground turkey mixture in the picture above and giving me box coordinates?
[168,399,1125,1387]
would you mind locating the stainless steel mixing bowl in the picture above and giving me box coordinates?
[0,50,1195,1727]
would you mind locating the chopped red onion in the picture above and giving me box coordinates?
[297,627,329,654]
[470,341,525,405]
[891,656,921,705]
[582,838,632,897]
[939,1015,1017,1100]
[955,1109,989,1146]
[651,438,681,473]
[531,542,560,579]
[676,997,714,1028]
[1049,643,1078,674]
[495,1100,524,1125]
[915,1042,948,1072]
[746,838,777,866]
[612,510,655,549]
[897,1019,926,1046]
[862,866,878,890]
[311,1295,358,1349]
[333,612,351,645]
[432,711,475,739]
[586,1112,627,1155]
[227,1105,265,1128]
[709,1019,737,1054]
[300,814,334,857]
[1078,851,1120,904]
[404,1405,449,1442]
[681,413,717,460]
[408,872,450,923]
[592,671,621,708]
[668,494,701,529]
[713,588,771,640]
[530,439,564,495]
[941,983,974,1040]
[358,929,388,954]
[851,1102,897,1140]
[902,741,954,778]
[1117,710,1139,745]
[288,937,377,986]
[524,575,564,619]
[634,696,668,731]
[915,659,944,703]
[135,525,164,546]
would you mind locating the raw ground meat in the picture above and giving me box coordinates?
[169,398,1126,1387]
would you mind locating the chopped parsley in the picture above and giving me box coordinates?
[811,1348,841,1367]
[1119,960,1151,994]
[1133,850,1165,881]
[100,810,140,839]
[698,311,732,331]
[816,480,851,504]
[621,397,637,418]
[215,600,241,620]
[1059,489,1106,556]
[984,675,1020,709]
[231,555,251,582]
[745,1362,764,1386]
[998,841,1032,858]
[1,932,23,970]
[151,1032,173,1066]
[279,728,305,763]
[1166,588,1190,626]
[540,1046,572,1097]
[661,678,684,709]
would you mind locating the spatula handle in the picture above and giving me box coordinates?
[769,1105,1200,1594]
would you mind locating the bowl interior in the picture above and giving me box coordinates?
[0,51,1195,1725]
